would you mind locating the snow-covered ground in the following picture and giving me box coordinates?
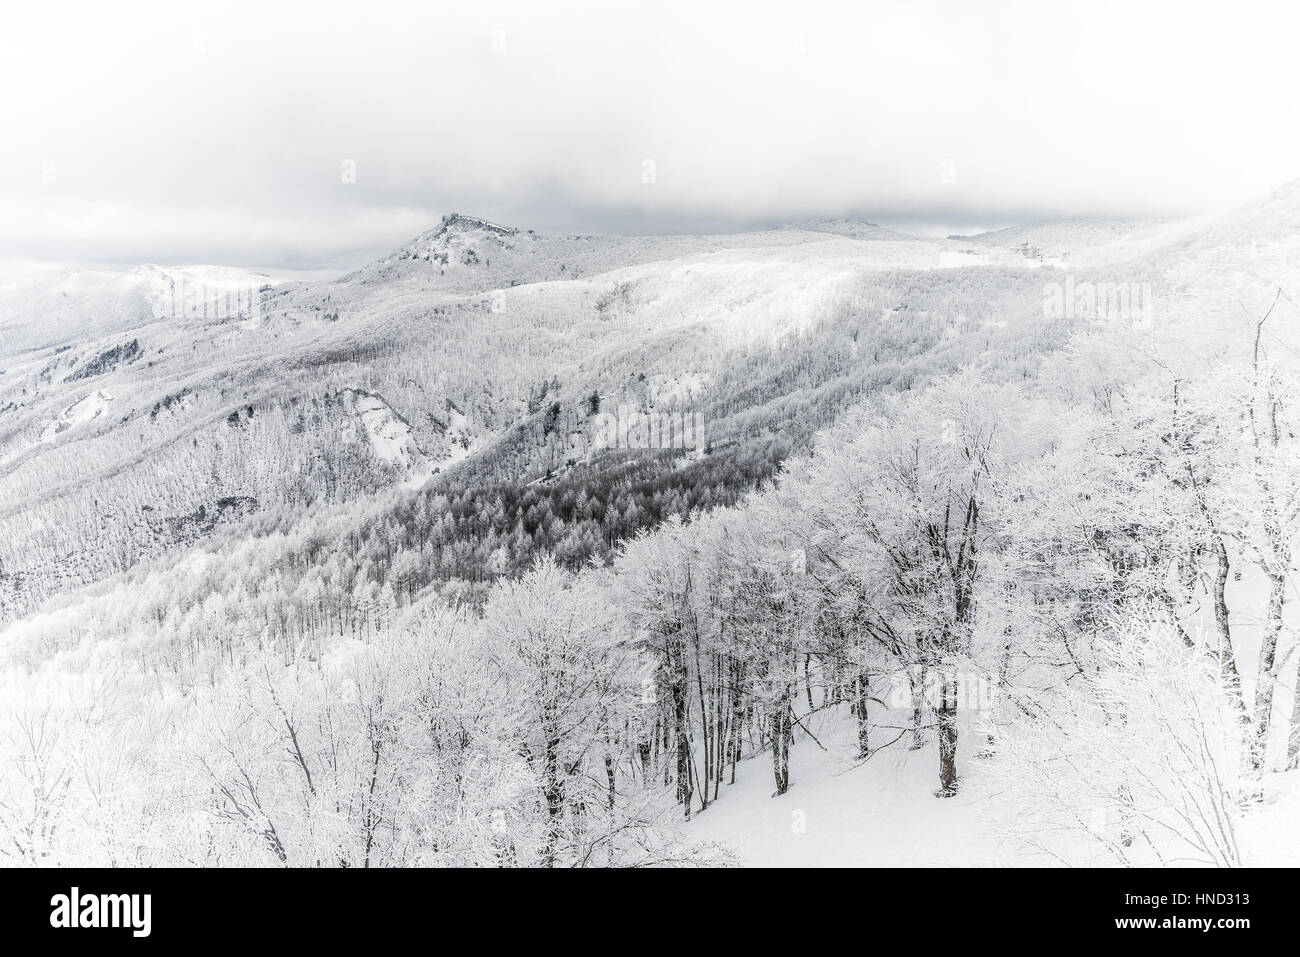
[585,238,967,346]
[341,387,484,489]
[687,705,1300,867]
[0,264,295,356]
[345,389,418,467]
[686,709,1007,867]
[41,389,114,442]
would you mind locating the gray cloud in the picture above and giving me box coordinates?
[2,0,1298,272]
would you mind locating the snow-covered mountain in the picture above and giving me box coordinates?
[1,190,1291,617]
[1,185,1298,868]
[0,264,293,355]
[0,212,1047,617]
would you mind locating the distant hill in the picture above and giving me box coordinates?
[0,181,1295,619]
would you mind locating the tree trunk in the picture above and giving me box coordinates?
[936,669,959,797]
[1210,539,1236,674]
[854,669,871,757]
[602,718,617,811]
[1251,571,1286,773]
[909,666,926,750]
[980,638,1011,758]
[541,735,564,866]
[729,662,745,784]
[671,667,692,816]
[771,693,792,795]
[1288,664,1300,771]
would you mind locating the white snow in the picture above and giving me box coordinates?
[403,413,483,490]
[646,372,710,407]
[936,249,989,268]
[687,703,1300,867]
[344,389,417,466]
[342,387,483,488]
[41,390,114,442]
[685,707,1007,867]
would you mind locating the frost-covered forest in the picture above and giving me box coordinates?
[1,184,1299,867]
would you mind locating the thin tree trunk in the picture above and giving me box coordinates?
[670,650,693,816]
[1287,662,1300,771]
[693,638,711,811]
[1209,538,1236,677]
[771,692,792,795]
[602,715,616,811]
[541,734,564,866]
[1251,571,1286,773]
[909,665,926,750]
[980,638,1011,757]
[854,669,870,758]
[936,669,959,797]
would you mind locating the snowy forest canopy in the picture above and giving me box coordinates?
[1,198,1298,868]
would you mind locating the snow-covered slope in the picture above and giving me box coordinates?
[1,182,1300,869]
[40,389,114,443]
[0,183,1295,633]
[0,263,294,356]
[686,708,1006,867]
[688,705,1300,867]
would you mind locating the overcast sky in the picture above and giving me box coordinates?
[2,0,1298,273]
